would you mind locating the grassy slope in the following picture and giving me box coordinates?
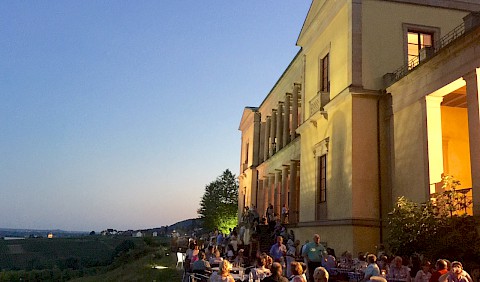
[69,252,183,282]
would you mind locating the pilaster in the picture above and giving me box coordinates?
[284,93,292,147]
[270,109,277,157]
[264,116,271,161]
[464,69,480,216]
[276,102,284,152]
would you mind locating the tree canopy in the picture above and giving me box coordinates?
[198,169,238,233]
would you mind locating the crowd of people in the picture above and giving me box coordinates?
[178,205,478,282]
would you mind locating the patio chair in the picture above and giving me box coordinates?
[176,252,186,269]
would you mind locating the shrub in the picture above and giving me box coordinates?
[387,176,480,268]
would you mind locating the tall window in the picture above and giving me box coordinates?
[407,30,433,68]
[317,155,327,203]
[320,53,330,92]
[316,154,327,220]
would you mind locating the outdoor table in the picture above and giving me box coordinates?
[387,278,407,282]
[348,271,365,282]
[211,266,243,274]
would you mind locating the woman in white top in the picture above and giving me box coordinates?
[414,261,432,282]
[251,253,272,280]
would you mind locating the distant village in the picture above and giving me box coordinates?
[0,218,202,240]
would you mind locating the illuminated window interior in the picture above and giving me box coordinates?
[407,31,433,67]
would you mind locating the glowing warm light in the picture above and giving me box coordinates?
[151,265,168,270]
[47,233,53,239]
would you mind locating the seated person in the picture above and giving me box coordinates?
[263,262,289,282]
[251,253,272,280]
[314,266,330,282]
[209,249,224,267]
[233,249,246,266]
[209,260,235,282]
[192,251,212,275]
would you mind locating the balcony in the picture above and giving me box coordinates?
[309,91,330,118]
[241,163,249,172]
[384,12,480,87]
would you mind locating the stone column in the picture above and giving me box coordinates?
[251,169,258,209]
[289,160,299,223]
[264,117,271,161]
[269,174,275,213]
[274,170,282,216]
[281,165,289,215]
[425,96,445,195]
[464,69,480,216]
[270,109,277,157]
[291,84,301,140]
[253,112,261,166]
[259,122,265,163]
[257,179,264,216]
[283,93,291,147]
[276,102,284,152]
[238,186,244,223]
[263,176,269,217]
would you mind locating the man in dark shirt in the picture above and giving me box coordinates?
[263,262,289,282]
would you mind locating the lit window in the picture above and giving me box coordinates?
[407,31,433,68]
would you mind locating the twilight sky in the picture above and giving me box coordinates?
[1,1,311,232]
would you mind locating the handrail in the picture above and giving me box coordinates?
[386,20,471,87]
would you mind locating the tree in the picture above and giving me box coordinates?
[198,169,239,233]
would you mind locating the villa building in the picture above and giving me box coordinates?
[238,0,480,254]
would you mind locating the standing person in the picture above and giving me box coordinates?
[286,239,298,277]
[363,254,380,282]
[302,234,326,282]
[430,259,448,282]
[281,204,288,224]
[270,236,287,264]
[263,262,289,282]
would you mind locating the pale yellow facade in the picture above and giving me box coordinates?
[239,0,480,254]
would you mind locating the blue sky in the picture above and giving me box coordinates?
[0,1,311,231]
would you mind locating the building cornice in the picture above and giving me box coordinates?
[296,217,381,228]
[382,0,480,12]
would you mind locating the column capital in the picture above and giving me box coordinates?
[294,82,302,90]
[286,92,292,97]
